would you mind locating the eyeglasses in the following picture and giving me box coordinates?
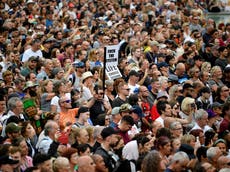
[173,128,182,130]
[98,92,104,95]
[62,100,71,103]
[123,88,130,91]
[222,89,229,92]
[105,118,110,121]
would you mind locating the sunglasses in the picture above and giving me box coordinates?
[62,100,71,103]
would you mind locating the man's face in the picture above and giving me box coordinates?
[0,100,6,112]
[120,85,130,96]
[81,112,90,122]
[94,155,107,172]
[175,159,189,172]
[164,104,172,117]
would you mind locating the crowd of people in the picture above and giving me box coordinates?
[0,0,230,172]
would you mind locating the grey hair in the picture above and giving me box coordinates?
[44,120,57,136]
[194,109,208,121]
[169,121,181,130]
[170,151,189,164]
[7,97,21,110]
[168,85,179,100]
[207,147,220,161]
[93,126,105,139]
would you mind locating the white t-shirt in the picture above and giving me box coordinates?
[22,48,43,62]
[128,83,140,94]
[82,86,93,101]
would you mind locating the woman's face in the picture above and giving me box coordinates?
[216,142,226,154]
[189,138,196,148]
[26,123,36,138]
[45,81,53,93]
[70,152,78,165]
[77,129,89,144]
[143,141,152,152]
[172,139,181,152]
[20,140,29,156]
[161,142,171,156]
[81,147,91,156]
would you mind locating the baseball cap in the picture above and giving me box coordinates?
[120,103,134,112]
[72,61,85,68]
[52,67,63,76]
[157,62,169,69]
[100,127,118,139]
[5,122,22,134]
[132,105,144,118]
[157,92,168,100]
[168,74,178,82]
[111,107,120,115]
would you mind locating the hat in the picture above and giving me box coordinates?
[26,0,35,4]
[157,62,169,69]
[23,81,38,91]
[0,155,19,165]
[168,74,178,82]
[111,107,120,115]
[52,67,63,76]
[28,56,39,62]
[132,105,144,118]
[82,71,93,81]
[178,144,196,160]
[72,61,85,68]
[5,122,21,134]
[157,92,168,100]
[33,154,51,166]
[78,106,89,116]
[149,40,160,47]
[101,126,118,139]
[43,37,56,44]
[129,70,139,77]
[120,103,134,112]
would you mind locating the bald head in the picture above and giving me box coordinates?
[77,155,95,172]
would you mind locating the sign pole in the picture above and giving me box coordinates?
[103,46,106,97]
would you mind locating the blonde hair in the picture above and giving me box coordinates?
[181,97,195,112]
[210,66,221,77]
[181,134,195,145]
[201,62,211,72]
